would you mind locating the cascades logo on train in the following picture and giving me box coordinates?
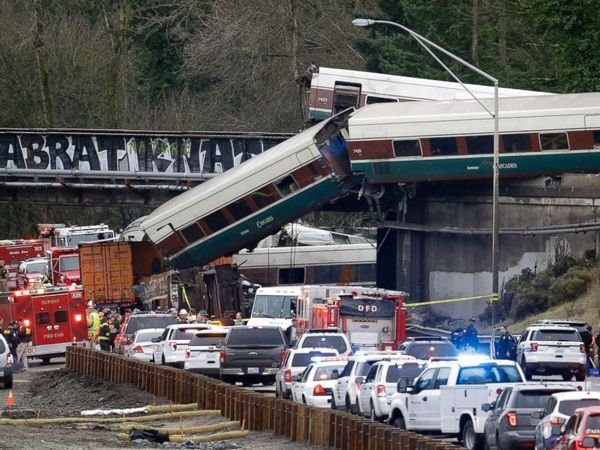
[256,216,274,229]
[479,161,519,170]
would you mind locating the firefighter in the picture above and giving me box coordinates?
[0,260,8,292]
[97,313,111,351]
[178,309,189,323]
[86,301,100,346]
[109,313,121,352]
[16,318,31,369]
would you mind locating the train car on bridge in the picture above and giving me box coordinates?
[347,92,600,184]
[300,66,547,125]
[140,109,356,270]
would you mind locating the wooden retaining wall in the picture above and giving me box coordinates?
[66,347,460,449]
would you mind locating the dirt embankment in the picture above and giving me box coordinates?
[0,365,323,450]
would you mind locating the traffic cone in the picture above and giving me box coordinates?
[5,389,15,407]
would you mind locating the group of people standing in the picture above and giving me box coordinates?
[0,316,31,369]
[86,301,121,352]
[451,318,517,360]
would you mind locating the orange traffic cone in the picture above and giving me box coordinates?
[5,389,15,407]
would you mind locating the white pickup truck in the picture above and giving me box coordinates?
[387,358,526,450]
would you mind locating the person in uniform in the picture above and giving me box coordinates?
[0,260,9,292]
[16,318,31,369]
[495,325,517,360]
[463,318,479,352]
[86,301,100,345]
[97,313,111,351]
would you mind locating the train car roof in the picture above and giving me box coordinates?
[140,118,331,234]
[348,92,600,127]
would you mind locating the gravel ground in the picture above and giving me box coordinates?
[0,365,326,450]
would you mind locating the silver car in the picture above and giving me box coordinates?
[0,334,14,388]
[125,328,163,362]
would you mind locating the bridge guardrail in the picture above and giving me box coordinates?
[65,347,460,449]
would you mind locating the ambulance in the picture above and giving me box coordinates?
[0,285,88,363]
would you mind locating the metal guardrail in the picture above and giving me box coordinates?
[65,347,460,449]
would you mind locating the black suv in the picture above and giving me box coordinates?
[398,337,459,360]
[220,326,288,385]
[113,312,178,354]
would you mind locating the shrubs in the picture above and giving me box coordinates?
[503,253,597,321]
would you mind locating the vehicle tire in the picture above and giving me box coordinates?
[369,401,377,422]
[345,396,353,414]
[562,372,573,381]
[41,357,50,365]
[3,374,13,389]
[161,355,166,366]
[302,395,307,405]
[462,420,484,450]
[576,371,586,382]
[275,385,280,398]
[524,365,534,381]
[392,415,406,430]
[331,394,337,410]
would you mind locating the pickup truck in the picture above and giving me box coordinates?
[388,358,526,450]
[219,326,288,385]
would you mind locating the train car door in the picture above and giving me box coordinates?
[332,82,361,116]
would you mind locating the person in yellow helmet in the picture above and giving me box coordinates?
[86,301,100,346]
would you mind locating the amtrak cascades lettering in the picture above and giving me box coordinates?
[0,132,285,174]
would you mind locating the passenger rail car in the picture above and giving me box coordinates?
[347,92,600,184]
[140,110,355,269]
[301,66,547,124]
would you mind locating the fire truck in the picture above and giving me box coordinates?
[0,285,88,363]
[301,289,408,350]
[47,247,80,286]
[38,223,115,247]
[0,240,46,290]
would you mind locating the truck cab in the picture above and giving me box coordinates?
[47,247,80,286]
[16,257,49,289]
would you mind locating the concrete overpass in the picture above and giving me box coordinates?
[0,128,290,206]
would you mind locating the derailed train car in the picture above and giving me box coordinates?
[140,110,355,270]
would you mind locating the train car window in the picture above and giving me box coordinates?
[250,186,278,209]
[366,96,398,105]
[540,132,569,151]
[332,82,361,114]
[393,140,422,157]
[228,198,253,221]
[593,131,600,149]
[466,135,494,154]
[307,162,324,180]
[502,134,531,153]
[278,267,305,285]
[157,233,186,255]
[274,176,299,196]
[181,223,205,244]
[429,137,458,156]
[204,210,229,232]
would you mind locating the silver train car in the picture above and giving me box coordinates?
[140,110,354,269]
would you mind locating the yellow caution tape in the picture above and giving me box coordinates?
[181,286,192,310]
[405,294,494,308]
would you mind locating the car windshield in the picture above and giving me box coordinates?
[135,331,162,343]
[291,351,338,367]
[125,316,178,335]
[558,399,600,415]
[405,342,458,359]
[59,255,80,271]
[26,261,48,274]
[456,364,522,384]
[515,390,571,409]
[386,363,426,383]
[173,328,208,341]
[251,294,296,319]
[226,328,284,345]
[531,329,580,342]
[189,333,227,347]
[301,336,348,354]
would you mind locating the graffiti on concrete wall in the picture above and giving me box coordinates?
[0,132,287,174]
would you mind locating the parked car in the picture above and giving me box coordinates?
[220,326,288,385]
[554,405,600,450]
[184,328,230,376]
[331,352,411,414]
[482,383,577,450]
[125,328,164,362]
[275,347,340,399]
[291,360,348,408]
[152,323,213,367]
[534,391,600,450]
[516,325,586,381]
[357,358,425,421]
[398,337,459,360]
[0,334,13,388]
[296,330,352,356]
[113,312,178,354]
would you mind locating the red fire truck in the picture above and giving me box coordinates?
[0,239,46,290]
[47,247,80,286]
[307,289,408,350]
[0,285,88,363]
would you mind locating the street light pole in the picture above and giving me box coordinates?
[353,18,500,326]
